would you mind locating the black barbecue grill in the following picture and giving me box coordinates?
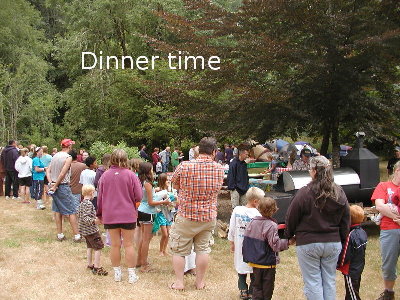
[270,132,379,223]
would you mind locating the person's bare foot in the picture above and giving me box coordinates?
[169,282,185,291]
[195,282,206,290]
[159,251,165,256]
[184,268,196,276]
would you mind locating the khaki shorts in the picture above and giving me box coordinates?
[169,214,216,256]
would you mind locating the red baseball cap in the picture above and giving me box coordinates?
[60,138,75,147]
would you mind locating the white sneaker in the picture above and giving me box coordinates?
[12,196,18,200]
[36,200,46,210]
[128,268,139,284]
[114,267,122,282]
[5,196,10,200]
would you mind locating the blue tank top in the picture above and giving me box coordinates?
[138,183,157,215]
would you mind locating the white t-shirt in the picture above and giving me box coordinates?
[79,169,97,196]
[228,206,261,274]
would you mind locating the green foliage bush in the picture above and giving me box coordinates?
[89,141,139,161]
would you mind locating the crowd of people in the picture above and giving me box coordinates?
[1,137,399,300]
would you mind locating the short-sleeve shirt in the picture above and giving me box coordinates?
[171,154,224,222]
[292,158,310,171]
[32,157,46,181]
[41,154,52,168]
[371,181,400,230]
[171,151,179,167]
[49,151,71,184]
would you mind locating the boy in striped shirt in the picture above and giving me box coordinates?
[78,184,108,276]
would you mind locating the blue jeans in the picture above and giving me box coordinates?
[32,180,44,200]
[162,162,169,173]
[380,229,400,281]
[296,242,342,300]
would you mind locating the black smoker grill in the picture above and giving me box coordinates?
[270,132,379,223]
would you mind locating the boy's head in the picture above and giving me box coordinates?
[350,205,364,225]
[85,156,97,169]
[245,187,265,207]
[82,184,95,198]
[258,197,278,218]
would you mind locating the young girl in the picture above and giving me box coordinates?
[32,147,46,210]
[14,148,32,203]
[137,162,170,272]
[154,173,175,256]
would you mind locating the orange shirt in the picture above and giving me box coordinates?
[171,154,224,222]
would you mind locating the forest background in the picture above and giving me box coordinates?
[1,0,399,164]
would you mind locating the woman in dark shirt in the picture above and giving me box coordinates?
[285,155,350,300]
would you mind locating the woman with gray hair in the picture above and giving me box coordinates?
[285,156,350,300]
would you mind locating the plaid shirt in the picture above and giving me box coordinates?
[171,154,224,222]
[78,199,99,236]
[292,159,310,171]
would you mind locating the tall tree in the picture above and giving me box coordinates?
[153,0,400,165]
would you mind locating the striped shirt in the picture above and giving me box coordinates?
[78,199,98,236]
[171,154,224,222]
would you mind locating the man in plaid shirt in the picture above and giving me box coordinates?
[169,137,224,290]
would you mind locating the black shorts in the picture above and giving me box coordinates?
[44,176,49,185]
[103,223,136,230]
[138,211,155,224]
[84,232,104,250]
[19,176,32,187]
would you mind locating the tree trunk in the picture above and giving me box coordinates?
[320,121,330,156]
[331,117,340,168]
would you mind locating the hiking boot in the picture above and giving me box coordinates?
[377,290,395,300]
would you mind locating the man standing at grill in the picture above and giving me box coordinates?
[292,148,312,171]
[227,146,250,209]
[387,146,400,176]
[169,137,224,290]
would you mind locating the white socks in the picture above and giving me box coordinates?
[114,266,122,282]
[128,268,139,284]
[57,233,65,239]
[113,267,138,283]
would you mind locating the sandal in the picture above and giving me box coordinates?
[87,265,94,270]
[239,290,248,299]
[92,266,108,276]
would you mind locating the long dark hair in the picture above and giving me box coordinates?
[138,162,154,187]
[157,173,168,190]
[309,156,339,210]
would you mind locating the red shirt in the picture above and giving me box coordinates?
[171,154,224,222]
[371,181,400,230]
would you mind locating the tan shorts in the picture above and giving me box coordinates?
[169,214,216,256]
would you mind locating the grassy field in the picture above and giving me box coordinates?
[0,161,396,299]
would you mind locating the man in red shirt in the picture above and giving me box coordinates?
[371,160,400,300]
[169,137,224,290]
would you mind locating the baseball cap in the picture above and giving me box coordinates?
[395,146,400,152]
[301,148,312,157]
[61,138,75,147]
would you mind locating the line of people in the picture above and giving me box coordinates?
[2,137,399,300]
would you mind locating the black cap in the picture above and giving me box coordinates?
[301,148,312,157]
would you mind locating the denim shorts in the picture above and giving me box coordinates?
[380,229,400,281]
[71,193,81,211]
[51,184,77,215]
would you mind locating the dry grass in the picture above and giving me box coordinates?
[0,162,395,300]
